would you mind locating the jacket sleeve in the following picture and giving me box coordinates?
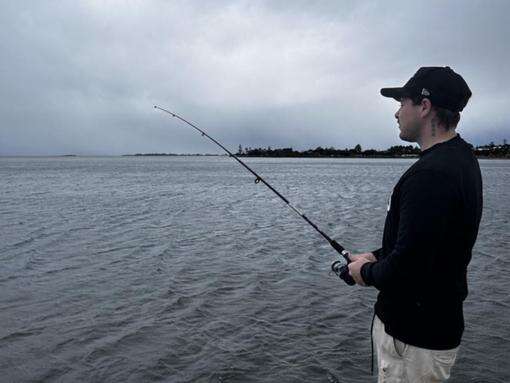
[361,170,455,290]
[372,248,383,260]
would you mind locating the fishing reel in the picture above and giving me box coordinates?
[331,260,356,286]
[328,240,356,286]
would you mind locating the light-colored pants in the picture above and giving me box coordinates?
[373,315,458,382]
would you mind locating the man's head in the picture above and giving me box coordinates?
[381,67,472,143]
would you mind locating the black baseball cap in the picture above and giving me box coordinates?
[381,66,472,112]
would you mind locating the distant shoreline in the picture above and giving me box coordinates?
[122,154,508,159]
[122,141,510,159]
[1,154,508,159]
[2,142,509,159]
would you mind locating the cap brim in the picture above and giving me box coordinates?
[380,87,406,101]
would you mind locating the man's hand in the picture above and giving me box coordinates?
[348,252,376,286]
[349,252,377,263]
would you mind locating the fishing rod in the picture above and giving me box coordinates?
[154,105,355,285]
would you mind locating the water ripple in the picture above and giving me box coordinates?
[0,156,508,382]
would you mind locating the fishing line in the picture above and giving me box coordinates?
[154,105,354,285]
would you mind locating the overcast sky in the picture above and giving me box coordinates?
[1,0,509,155]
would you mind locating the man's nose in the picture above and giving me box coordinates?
[394,110,399,120]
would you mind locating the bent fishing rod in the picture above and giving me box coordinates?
[154,105,355,285]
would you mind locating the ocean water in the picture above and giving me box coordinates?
[0,156,509,383]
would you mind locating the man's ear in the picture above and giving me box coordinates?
[420,98,433,118]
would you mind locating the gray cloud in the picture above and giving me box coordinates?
[1,0,509,155]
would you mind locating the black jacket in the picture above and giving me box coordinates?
[361,134,483,349]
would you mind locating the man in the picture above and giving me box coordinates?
[348,67,483,382]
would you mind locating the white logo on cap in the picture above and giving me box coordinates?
[421,88,431,96]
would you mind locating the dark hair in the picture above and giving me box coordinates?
[409,95,460,129]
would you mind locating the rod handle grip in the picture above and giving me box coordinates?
[330,240,350,263]
[330,240,356,285]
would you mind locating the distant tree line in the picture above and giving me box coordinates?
[237,144,421,158]
[472,140,510,158]
[236,140,510,158]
